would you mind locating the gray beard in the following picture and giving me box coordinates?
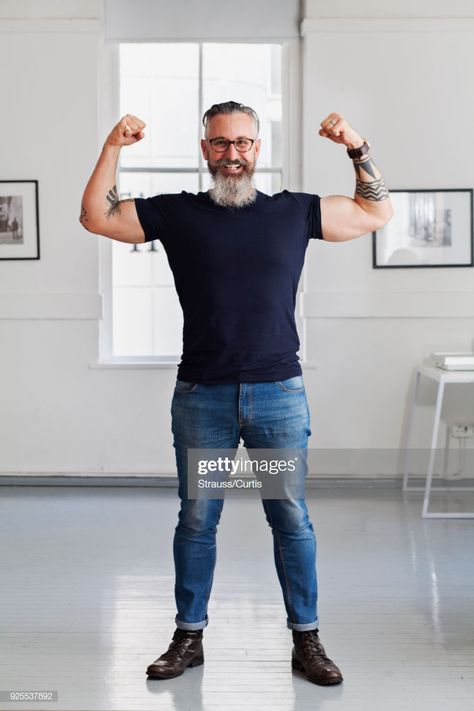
[208,171,257,209]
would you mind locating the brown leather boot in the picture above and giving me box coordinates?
[146,628,204,679]
[292,629,343,685]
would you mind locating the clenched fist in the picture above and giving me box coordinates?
[105,114,146,147]
[319,113,364,150]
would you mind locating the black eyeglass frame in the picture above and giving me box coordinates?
[206,137,257,153]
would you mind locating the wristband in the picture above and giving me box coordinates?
[347,140,371,160]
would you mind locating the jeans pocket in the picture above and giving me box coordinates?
[175,379,199,393]
[276,375,305,393]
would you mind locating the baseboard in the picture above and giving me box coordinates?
[0,474,471,488]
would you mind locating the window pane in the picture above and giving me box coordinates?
[112,286,153,355]
[119,171,199,198]
[113,283,182,357]
[152,288,183,356]
[113,283,183,357]
[120,43,199,169]
[113,240,152,288]
[150,173,199,194]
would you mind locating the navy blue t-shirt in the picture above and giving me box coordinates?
[134,190,323,383]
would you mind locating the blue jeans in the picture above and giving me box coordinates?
[171,375,318,632]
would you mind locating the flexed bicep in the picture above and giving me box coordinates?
[80,114,147,244]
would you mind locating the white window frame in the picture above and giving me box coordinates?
[95,38,305,369]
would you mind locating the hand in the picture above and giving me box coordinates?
[105,114,146,147]
[319,113,364,150]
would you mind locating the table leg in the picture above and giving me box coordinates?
[422,379,445,517]
[402,369,421,491]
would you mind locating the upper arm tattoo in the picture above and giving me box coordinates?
[353,156,390,202]
[105,185,121,219]
[105,185,134,220]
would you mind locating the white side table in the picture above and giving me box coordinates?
[402,363,474,518]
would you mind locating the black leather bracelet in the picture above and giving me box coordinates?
[347,140,371,160]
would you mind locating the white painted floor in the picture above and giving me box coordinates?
[0,484,473,711]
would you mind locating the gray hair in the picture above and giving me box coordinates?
[202,101,260,136]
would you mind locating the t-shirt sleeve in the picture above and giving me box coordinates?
[307,194,324,240]
[134,195,171,244]
[289,192,324,240]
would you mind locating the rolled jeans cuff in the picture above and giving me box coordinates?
[175,614,209,631]
[287,618,319,632]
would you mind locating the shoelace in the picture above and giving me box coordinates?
[161,632,200,661]
[301,632,331,663]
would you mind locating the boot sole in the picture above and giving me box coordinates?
[291,656,343,685]
[146,655,204,679]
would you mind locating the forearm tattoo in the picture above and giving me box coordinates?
[105,185,121,218]
[353,155,390,201]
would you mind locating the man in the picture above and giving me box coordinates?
[80,101,393,686]
[11,217,19,240]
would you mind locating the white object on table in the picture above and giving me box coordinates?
[430,352,474,370]
[402,363,474,518]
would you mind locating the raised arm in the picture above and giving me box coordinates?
[80,115,147,244]
[318,113,393,242]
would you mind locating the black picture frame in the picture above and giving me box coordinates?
[372,188,473,269]
[0,180,40,260]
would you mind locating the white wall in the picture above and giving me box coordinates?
[0,0,177,475]
[1,0,473,476]
[301,0,474,453]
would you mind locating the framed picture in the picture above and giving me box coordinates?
[0,180,40,260]
[372,189,473,268]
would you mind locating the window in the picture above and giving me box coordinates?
[110,42,285,360]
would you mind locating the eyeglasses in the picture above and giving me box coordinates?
[207,137,256,153]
